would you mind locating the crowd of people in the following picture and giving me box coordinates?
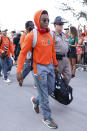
[0,9,87,129]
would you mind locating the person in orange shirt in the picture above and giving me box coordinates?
[17,10,59,129]
[19,21,34,86]
[10,31,16,52]
[20,21,34,49]
[0,30,14,83]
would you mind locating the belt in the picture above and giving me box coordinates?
[56,53,67,57]
[56,53,67,60]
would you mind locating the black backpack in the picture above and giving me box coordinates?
[51,74,73,105]
[13,34,21,61]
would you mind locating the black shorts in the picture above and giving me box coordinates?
[68,47,77,58]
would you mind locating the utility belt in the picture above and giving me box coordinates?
[56,52,67,60]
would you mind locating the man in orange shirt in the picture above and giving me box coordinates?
[17,10,59,129]
[20,21,34,48]
[0,30,14,83]
[10,31,16,52]
[19,21,34,86]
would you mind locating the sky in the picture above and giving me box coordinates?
[0,0,87,32]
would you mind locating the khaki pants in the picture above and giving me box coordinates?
[57,57,71,84]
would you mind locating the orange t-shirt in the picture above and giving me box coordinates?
[17,31,58,73]
[0,35,14,57]
[17,9,58,74]
[20,32,27,49]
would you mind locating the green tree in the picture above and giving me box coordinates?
[56,0,87,21]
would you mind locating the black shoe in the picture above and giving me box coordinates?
[72,74,75,78]
[19,80,23,86]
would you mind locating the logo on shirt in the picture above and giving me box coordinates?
[41,37,51,46]
[48,39,50,44]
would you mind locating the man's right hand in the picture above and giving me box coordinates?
[54,66,59,74]
[16,72,23,82]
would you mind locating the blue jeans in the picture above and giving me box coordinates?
[1,57,13,80]
[22,60,36,86]
[34,63,55,120]
[22,59,31,79]
[0,58,2,74]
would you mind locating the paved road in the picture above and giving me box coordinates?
[0,66,87,131]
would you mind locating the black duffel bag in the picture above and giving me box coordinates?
[51,74,73,105]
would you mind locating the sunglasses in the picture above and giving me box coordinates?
[42,18,49,23]
[56,23,64,26]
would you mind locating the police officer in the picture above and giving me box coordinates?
[19,21,34,86]
[53,16,71,84]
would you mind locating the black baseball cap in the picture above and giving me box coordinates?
[53,16,67,25]
[11,31,16,34]
[3,29,8,32]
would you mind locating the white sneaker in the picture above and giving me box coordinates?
[0,71,3,77]
[0,73,2,77]
[7,71,11,75]
[4,79,11,83]
[33,85,37,88]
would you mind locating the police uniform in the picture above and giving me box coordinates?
[55,31,71,84]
